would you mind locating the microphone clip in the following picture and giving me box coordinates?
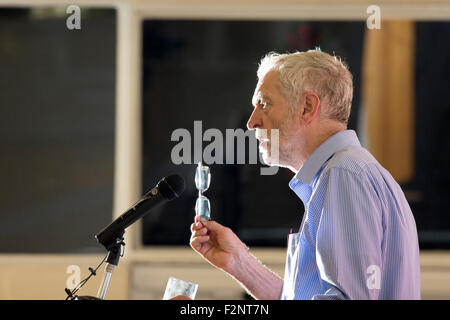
[104,231,126,267]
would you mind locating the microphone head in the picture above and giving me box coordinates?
[157,174,185,200]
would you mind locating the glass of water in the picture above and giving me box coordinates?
[195,162,211,220]
[162,277,198,300]
[195,162,211,192]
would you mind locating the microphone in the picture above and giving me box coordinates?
[95,174,185,249]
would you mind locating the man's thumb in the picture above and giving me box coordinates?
[202,220,224,232]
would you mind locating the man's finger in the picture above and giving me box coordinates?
[201,220,224,232]
[191,221,203,232]
[191,228,208,238]
[190,235,210,250]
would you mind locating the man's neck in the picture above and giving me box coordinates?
[291,121,346,173]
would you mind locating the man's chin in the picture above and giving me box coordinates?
[260,151,278,167]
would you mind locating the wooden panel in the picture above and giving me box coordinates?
[363,20,415,183]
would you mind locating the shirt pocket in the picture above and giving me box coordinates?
[282,232,302,298]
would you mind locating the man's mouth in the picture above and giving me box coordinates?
[256,136,269,143]
[257,138,269,152]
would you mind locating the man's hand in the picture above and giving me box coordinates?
[190,216,248,274]
[190,216,283,300]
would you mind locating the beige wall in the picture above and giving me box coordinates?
[1,249,449,300]
[0,254,129,300]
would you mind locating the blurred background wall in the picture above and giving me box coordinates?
[0,0,449,300]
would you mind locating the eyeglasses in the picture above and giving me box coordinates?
[195,162,211,221]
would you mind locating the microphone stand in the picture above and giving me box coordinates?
[64,230,126,300]
[96,230,125,300]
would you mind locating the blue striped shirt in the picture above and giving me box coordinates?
[280,130,421,300]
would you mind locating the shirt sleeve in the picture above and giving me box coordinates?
[312,166,384,300]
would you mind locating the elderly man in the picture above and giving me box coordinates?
[190,50,421,300]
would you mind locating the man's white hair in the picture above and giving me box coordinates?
[257,49,353,126]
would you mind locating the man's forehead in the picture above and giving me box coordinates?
[257,70,276,89]
[252,72,277,104]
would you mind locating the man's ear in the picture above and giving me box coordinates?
[301,92,320,124]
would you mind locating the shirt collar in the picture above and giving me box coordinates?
[291,130,361,186]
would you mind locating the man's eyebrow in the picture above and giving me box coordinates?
[262,95,273,102]
[252,93,273,106]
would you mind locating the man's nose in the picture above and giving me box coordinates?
[247,108,262,130]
